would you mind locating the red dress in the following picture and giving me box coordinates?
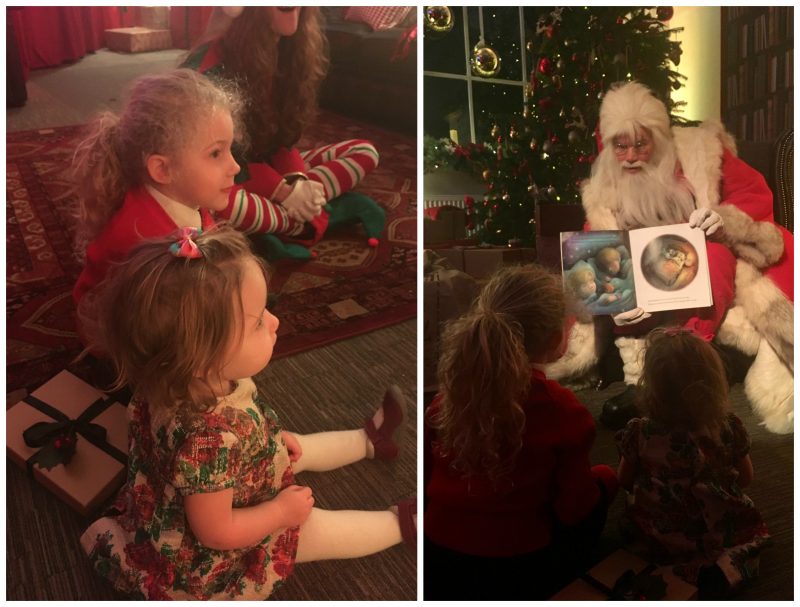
[73,186,215,306]
[425,368,603,557]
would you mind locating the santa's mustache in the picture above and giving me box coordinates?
[621,161,645,170]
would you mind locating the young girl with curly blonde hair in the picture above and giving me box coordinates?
[424,264,618,600]
[72,68,306,310]
[80,225,415,600]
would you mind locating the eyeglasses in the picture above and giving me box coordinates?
[612,139,652,155]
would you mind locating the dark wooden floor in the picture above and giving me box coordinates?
[6,320,417,601]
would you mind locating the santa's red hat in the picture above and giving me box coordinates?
[598,81,671,146]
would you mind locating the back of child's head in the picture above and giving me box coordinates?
[431,264,566,480]
[72,68,243,242]
[638,328,729,433]
[88,223,265,416]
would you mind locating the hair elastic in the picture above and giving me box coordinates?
[169,227,203,259]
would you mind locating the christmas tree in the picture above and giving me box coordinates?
[428,7,687,246]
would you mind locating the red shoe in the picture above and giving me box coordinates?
[364,385,407,460]
[396,497,417,553]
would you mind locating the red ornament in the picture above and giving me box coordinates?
[538,97,553,111]
[464,195,475,208]
[550,134,560,143]
[545,25,555,38]
[538,57,552,75]
[616,16,625,25]
[657,6,674,21]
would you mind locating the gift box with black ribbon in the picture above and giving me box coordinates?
[550,549,698,601]
[6,370,129,517]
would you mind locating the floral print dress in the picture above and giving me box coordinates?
[616,413,770,589]
[80,378,299,600]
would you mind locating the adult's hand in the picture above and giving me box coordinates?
[612,307,652,326]
[281,180,326,222]
[689,207,724,237]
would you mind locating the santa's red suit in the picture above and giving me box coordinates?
[547,84,793,434]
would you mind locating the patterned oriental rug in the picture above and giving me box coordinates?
[6,111,417,393]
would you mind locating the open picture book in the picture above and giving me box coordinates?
[560,223,713,316]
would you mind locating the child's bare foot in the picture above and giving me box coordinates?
[364,385,407,460]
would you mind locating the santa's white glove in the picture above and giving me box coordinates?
[281,180,326,222]
[689,207,724,237]
[612,307,652,327]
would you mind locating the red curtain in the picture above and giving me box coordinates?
[8,6,214,80]
[169,7,214,50]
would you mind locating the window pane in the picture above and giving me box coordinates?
[423,7,467,75]
[467,6,525,82]
[424,75,470,143]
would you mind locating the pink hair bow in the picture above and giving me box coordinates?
[169,227,203,259]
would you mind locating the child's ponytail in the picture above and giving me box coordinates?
[72,111,127,245]
[431,264,566,481]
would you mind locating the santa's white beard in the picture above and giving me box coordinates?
[609,156,696,230]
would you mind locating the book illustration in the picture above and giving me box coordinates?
[640,234,699,291]
[561,224,713,315]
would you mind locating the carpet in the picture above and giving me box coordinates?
[6,111,417,393]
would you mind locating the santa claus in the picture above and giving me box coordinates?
[546,81,793,433]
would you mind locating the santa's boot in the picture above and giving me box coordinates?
[599,336,647,431]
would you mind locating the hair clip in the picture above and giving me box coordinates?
[169,227,203,259]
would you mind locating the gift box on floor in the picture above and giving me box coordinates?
[105,27,172,53]
[550,549,698,601]
[423,206,468,245]
[7,370,129,517]
[436,245,536,279]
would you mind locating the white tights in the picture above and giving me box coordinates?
[290,430,404,563]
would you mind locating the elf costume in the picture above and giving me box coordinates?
[182,39,386,261]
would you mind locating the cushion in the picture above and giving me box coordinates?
[343,6,414,31]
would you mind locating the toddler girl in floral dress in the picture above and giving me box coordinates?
[616,328,770,598]
[79,225,415,600]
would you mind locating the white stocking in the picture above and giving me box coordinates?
[291,429,370,474]
[295,507,402,563]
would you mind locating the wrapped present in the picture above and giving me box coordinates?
[105,27,172,53]
[551,549,698,601]
[7,370,129,517]
[423,206,468,245]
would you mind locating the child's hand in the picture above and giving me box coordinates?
[275,485,314,527]
[281,431,303,462]
[281,180,326,222]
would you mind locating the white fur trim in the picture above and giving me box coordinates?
[672,121,728,209]
[599,81,671,145]
[745,339,794,434]
[716,305,760,356]
[615,336,647,385]
[734,261,793,371]
[543,321,598,382]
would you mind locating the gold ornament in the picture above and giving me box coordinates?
[482,169,493,181]
[490,124,500,138]
[424,7,454,35]
[471,40,501,78]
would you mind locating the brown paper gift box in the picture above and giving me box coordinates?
[550,549,698,601]
[105,27,172,53]
[7,370,129,518]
